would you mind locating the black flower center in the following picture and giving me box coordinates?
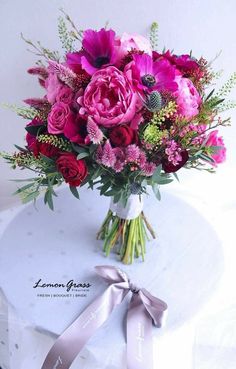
[141,74,156,87]
[94,56,110,68]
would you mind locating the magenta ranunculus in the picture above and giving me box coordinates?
[205,130,226,165]
[120,33,152,55]
[47,102,73,134]
[174,76,202,120]
[66,28,122,76]
[78,66,137,127]
[127,53,179,93]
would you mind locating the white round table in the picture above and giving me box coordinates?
[0,187,223,369]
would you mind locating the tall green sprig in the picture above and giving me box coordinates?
[150,22,159,51]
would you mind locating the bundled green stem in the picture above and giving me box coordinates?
[97,210,156,264]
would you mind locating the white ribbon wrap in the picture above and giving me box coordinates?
[109,195,144,220]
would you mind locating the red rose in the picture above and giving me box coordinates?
[26,135,60,158]
[56,152,88,187]
[38,142,60,158]
[109,125,137,147]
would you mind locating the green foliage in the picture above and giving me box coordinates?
[2,104,40,120]
[216,72,236,98]
[59,8,84,42]
[218,100,236,112]
[150,22,159,51]
[37,135,72,151]
[143,124,168,145]
[58,16,75,52]
[1,151,64,210]
[21,33,60,61]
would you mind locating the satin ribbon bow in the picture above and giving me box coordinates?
[41,265,168,369]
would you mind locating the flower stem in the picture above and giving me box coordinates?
[97,211,156,264]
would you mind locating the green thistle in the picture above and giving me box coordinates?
[145,91,162,112]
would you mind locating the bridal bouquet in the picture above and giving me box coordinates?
[2,11,235,263]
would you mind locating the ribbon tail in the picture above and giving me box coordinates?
[127,293,153,369]
[41,284,127,369]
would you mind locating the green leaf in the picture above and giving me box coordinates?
[157,178,173,185]
[172,172,180,182]
[14,144,28,153]
[25,124,45,136]
[152,183,161,200]
[40,154,55,165]
[152,164,162,182]
[13,183,36,194]
[205,89,215,102]
[10,178,38,182]
[209,98,225,107]
[21,191,40,204]
[77,152,89,160]
[69,185,80,199]
[44,190,54,211]
[113,191,122,203]
[71,143,88,154]
[199,153,215,163]
[99,181,111,195]
[103,189,117,197]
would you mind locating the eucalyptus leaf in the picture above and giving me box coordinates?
[152,183,161,201]
[152,164,162,182]
[69,185,80,199]
[77,152,89,160]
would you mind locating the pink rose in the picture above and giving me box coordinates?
[205,130,226,165]
[78,66,137,127]
[120,33,152,55]
[56,86,74,105]
[48,102,73,134]
[174,77,201,120]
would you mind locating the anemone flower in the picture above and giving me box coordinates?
[66,28,121,75]
[131,53,179,93]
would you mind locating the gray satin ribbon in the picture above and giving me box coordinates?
[41,265,167,369]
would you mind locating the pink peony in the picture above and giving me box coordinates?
[174,77,201,120]
[78,66,137,127]
[48,102,73,134]
[120,33,152,55]
[205,130,226,165]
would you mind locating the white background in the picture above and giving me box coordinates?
[0,1,236,368]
